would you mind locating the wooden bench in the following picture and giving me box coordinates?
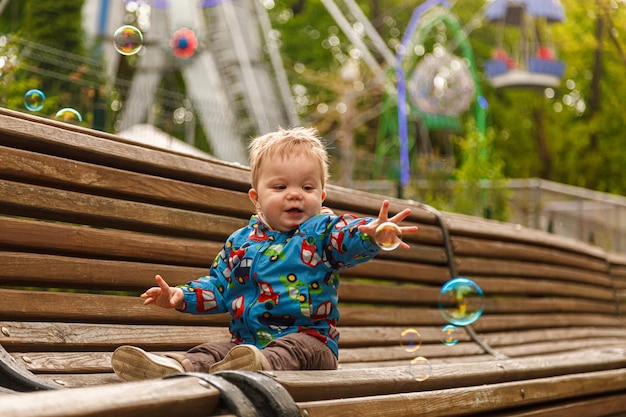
[1,107,626,416]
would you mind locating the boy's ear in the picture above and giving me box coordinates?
[248,188,260,210]
[321,189,327,202]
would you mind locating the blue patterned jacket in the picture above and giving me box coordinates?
[177,213,381,357]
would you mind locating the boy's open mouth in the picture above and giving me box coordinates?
[287,208,303,214]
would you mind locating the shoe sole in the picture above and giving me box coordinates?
[209,345,263,373]
[111,346,183,381]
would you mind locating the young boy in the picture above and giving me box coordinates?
[111,127,418,380]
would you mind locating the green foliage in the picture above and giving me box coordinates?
[22,0,85,55]
[450,123,510,221]
[410,121,510,221]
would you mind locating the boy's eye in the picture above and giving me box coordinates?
[303,186,314,191]
[274,185,286,190]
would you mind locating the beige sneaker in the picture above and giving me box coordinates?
[111,346,185,381]
[209,344,267,373]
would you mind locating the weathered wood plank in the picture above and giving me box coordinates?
[0,375,222,417]
[0,145,254,217]
[0,253,208,291]
[496,392,626,416]
[0,251,447,292]
[0,322,230,352]
[457,257,614,288]
[445,212,607,259]
[482,327,626,348]
[0,108,251,191]
[452,236,608,272]
[0,180,245,240]
[473,276,615,301]
[0,289,230,325]
[296,368,626,416]
[339,280,616,314]
[278,348,626,402]
[0,218,219,267]
[0,322,470,352]
[472,314,622,332]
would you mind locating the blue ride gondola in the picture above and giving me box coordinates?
[484,0,566,88]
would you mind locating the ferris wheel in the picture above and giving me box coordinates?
[83,0,297,165]
[322,0,565,187]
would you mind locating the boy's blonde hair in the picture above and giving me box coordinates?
[248,127,329,188]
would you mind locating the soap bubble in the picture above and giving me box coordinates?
[24,89,46,111]
[441,324,460,346]
[400,328,422,353]
[113,25,143,56]
[54,108,82,124]
[374,221,402,251]
[409,356,431,381]
[439,277,484,326]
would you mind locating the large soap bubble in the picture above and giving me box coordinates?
[113,25,143,56]
[438,277,484,326]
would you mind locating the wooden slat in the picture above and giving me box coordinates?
[343,259,451,284]
[452,236,608,272]
[474,277,616,302]
[0,180,245,240]
[338,281,440,305]
[0,108,251,190]
[457,257,614,288]
[0,251,448,292]
[339,326,473,347]
[0,321,230,352]
[277,348,626,402]
[472,314,622,332]
[482,296,615,314]
[339,342,484,364]
[445,212,607,259]
[1,288,617,330]
[495,338,626,358]
[0,289,229,326]
[339,281,616,314]
[0,375,222,417]
[0,145,254,217]
[0,218,219,267]
[496,392,626,416]
[0,253,207,291]
[296,368,626,417]
[482,327,626,348]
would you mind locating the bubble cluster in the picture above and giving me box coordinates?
[441,324,460,346]
[54,108,82,125]
[113,25,143,56]
[400,328,422,353]
[374,221,402,251]
[24,89,46,112]
[439,277,484,326]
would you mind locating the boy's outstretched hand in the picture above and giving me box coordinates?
[358,200,419,250]
[140,275,184,309]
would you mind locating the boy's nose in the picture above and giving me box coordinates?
[287,189,303,199]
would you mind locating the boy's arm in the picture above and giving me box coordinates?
[176,241,235,314]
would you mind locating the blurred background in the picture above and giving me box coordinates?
[2,0,626,250]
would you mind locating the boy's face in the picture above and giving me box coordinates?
[249,151,326,232]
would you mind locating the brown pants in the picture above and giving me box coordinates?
[177,332,337,373]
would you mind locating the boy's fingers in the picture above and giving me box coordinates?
[155,275,170,291]
[378,200,390,221]
[388,208,412,223]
